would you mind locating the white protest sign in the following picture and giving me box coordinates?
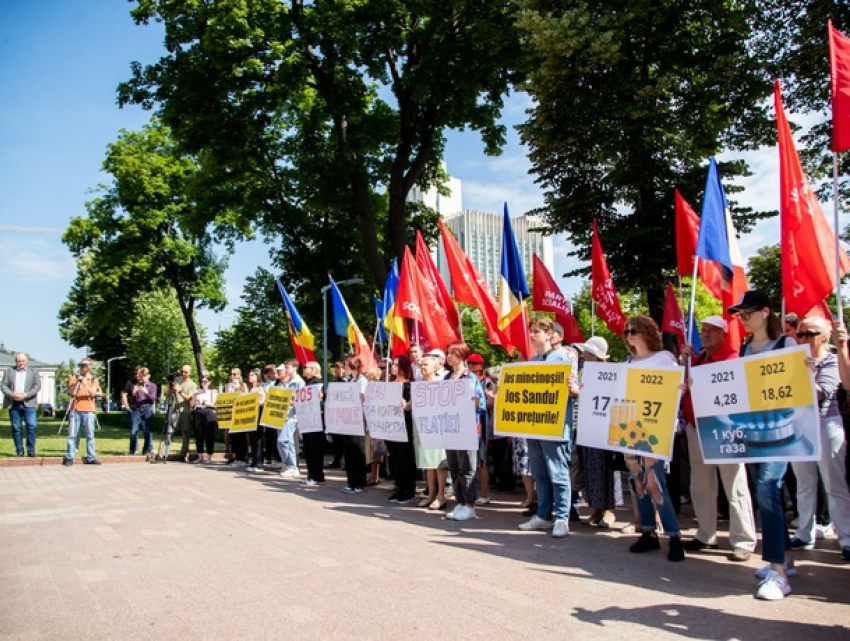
[363,382,408,442]
[411,379,478,451]
[293,384,324,435]
[324,381,365,436]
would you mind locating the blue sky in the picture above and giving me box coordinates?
[0,1,815,365]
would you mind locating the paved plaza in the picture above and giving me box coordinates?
[1,460,849,640]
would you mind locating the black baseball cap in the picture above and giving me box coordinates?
[727,290,772,314]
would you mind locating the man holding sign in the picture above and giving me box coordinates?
[681,316,757,562]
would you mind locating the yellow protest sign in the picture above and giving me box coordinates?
[493,362,572,440]
[744,349,814,412]
[215,392,239,429]
[260,387,293,429]
[230,393,259,433]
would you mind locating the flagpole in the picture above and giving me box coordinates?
[687,257,699,346]
[591,298,596,336]
[834,152,844,322]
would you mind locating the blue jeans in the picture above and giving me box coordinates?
[128,406,154,455]
[757,461,789,564]
[277,421,298,467]
[527,438,572,521]
[9,403,37,456]
[634,458,681,537]
[66,411,96,461]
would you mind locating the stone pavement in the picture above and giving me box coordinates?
[1,461,848,640]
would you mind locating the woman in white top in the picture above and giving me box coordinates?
[192,370,218,464]
[246,369,266,472]
[621,314,685,562]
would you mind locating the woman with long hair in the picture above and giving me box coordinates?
[387,355,418,504]
[620,314,685,562]
[192,370,218,464]
[226,367,249,466]
[246,368,266,472]
[340,355,368,494]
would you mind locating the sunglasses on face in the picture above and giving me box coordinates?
[796,331,819,339]
[738,310,759,321]
[623,328,639,336]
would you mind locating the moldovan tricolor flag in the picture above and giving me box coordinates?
[415,230,459,330]
[775,80,850,317]
[498,205,532,360]
[395,246,460,353]
[329,275,376,369]
[829,20,850,152]
[675,188,723,301]
[439,219,511,351]
[532,254,584,343]
[694,158,748,350]
[591,219,627,336]
[275,278,316,366]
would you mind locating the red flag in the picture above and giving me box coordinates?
[415,231,460,330]
[532,254,584,343]
[395,246,460,353]
[591,219,627,335]
[439,219,512,351]
[675,189,723,300]
[661,281,686,354]
[775,80,850,317]
[829,20,850,152]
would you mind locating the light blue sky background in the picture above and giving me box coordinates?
[0,1,821,365]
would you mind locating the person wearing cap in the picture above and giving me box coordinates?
[427,348,448,379]
[681,316,757,562]
[415,351,449,509]
[727,289,795,599]
[552,322,580,363]
[518,316,580,538]
[574,336,621,528]
[277,359,305,479]
[63,359,103,466]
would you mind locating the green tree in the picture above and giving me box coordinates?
[119,0,527,293]
[213,268,294,376]
[515,0,776,321]
[746,244,782,307]
[62,120,227,376]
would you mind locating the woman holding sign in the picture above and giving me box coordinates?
[621,314,685,562]
[389,355,418,504]
[415,353,449,510]
[728,290,794,600]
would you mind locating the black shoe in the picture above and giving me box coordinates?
[629,532,661,553]
[387,492,401,502]
[682,538,718,552]
[62,458,73,467]
[668,536,685,562]
[84,458,102,465]
[324,461,342,469]
[522,503,538,517]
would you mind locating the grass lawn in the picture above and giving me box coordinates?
[0,415,137,458]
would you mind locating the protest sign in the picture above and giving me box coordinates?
[411,379,478,450]
[493,362,572,440]
[230,393,260,433]
[363,382,408,442]
[214,392,239,429]
[577,361,683,461]
[324,382,365,436]
[260,387,293,429]
[690,345,819,463]
[293,384,324,435]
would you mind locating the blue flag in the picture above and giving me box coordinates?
[695,157,733,274]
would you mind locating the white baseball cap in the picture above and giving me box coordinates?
[700,315,728,332]
[575,336,609,360]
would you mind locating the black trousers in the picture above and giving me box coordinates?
[193,408,217,456]
[386,424,417,497]
[231,432,249,462]
[343,436,367,489]
[302,431,326,482]
[264,427,281,462]
[249,426,264,468]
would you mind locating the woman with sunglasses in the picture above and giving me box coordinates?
[387,355,418,504]
[621,314,685,562]
[192,371,218,464]
[789,317,850,562]
[225,368,249,466]
[727,290,795,599]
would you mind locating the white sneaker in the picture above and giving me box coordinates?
[474,497,491,506]
[755,570,791,600]
[755,559,797,579]
[518,515,553,531]
[245,466,260,473]
[281,467,301,478]
[552,518,570,538]
[449,505,477,522]
[815,523,834,539]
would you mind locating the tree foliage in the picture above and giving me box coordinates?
[118,0,527,301]
[516,0,777,321]
[746,244,782,308]
[62,120,227,375]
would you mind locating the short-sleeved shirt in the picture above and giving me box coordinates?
[178,380,198,412]
[69,376,100,413]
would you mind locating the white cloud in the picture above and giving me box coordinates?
[0,238,74,283]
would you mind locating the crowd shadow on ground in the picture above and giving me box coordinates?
[198,459,850,618]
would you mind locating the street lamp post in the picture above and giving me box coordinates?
[320,278,363,386]
[106,355,127,411]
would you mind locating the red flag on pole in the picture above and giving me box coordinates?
[661,281,686,354]
[775,80,850,317]
[415,231,460,330]
[829,20,850,152]
[675,189,723,301]
[395,246,460,353]
[439,219,512,351]
[591,219,627,336]
[532,254,584,343]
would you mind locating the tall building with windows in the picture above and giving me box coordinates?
[407,172,555,295]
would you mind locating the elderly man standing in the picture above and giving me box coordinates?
[64,359,103,466]
[2,353,41,457]
[682,316,758,562]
